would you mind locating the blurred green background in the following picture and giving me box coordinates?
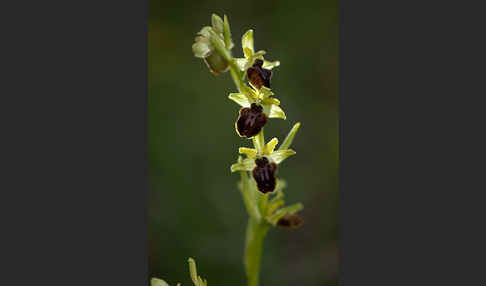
[149,1,338,285]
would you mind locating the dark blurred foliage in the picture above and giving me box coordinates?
[149,1,338,285]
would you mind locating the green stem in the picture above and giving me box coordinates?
[224,47,268,286]
[244,217,269,286]
[229,59,245,92]
[239,169,261,222]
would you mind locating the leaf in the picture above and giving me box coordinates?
[242,29,254,58]
[151,278,170,286]
[228,93,252,107]
[231,158,256,172]
[279,122,301,150]
[268,149,296,164]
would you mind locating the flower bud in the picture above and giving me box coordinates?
[192,29,229,75]
[247,59,272,89]
[252,157,277,193]
[276,214,303,229]
[236,103,267,138]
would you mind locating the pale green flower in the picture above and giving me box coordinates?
[229,84,286,120]
[235,30,280,73]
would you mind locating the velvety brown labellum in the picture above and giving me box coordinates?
[236,103,267,138]
[252,157,277,194]
[277,214,304,229]
[246,59,272,90]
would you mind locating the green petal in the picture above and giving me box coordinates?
[279,122,301,151]
[243,47,253,59]
[253,50,266,59]
[211,14,224,34]
[260,86,274,98]
[264,137,278,155]
[231,158,256,172]
[192,41,212,58]
[239,147,258,159]
[262,60,280,70]
[242,84,259,101]
[228,93,252,107]
[223,15,234,49]
[242,29,254,58]
[268,149,296,164]
[268,104,286,119]
[151,278,170,286]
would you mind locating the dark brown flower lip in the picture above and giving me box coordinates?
[276,214,304,229]
[236,103,267,138]
[247,59,272,90]
[252,156,277,194]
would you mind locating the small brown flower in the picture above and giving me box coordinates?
[236,103,267,138]
[247,59,272,90]
[252,157,277,193]
[277,214,304,229]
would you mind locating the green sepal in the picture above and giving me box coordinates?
[151,278,170,286]
[192,40,212,58]
[262,97,280,106]
[223,15,234,49]
[228,92,253,107]
[231,157,256,172]
[211,14,224,34]
[266,202,304,225]
[239,147,258,159]
[260,86,274,98]
[198,26,213,37]
[208,29,231,61]
[242,29,254,58]
[263,104,286,120]
[268,149,296,164]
